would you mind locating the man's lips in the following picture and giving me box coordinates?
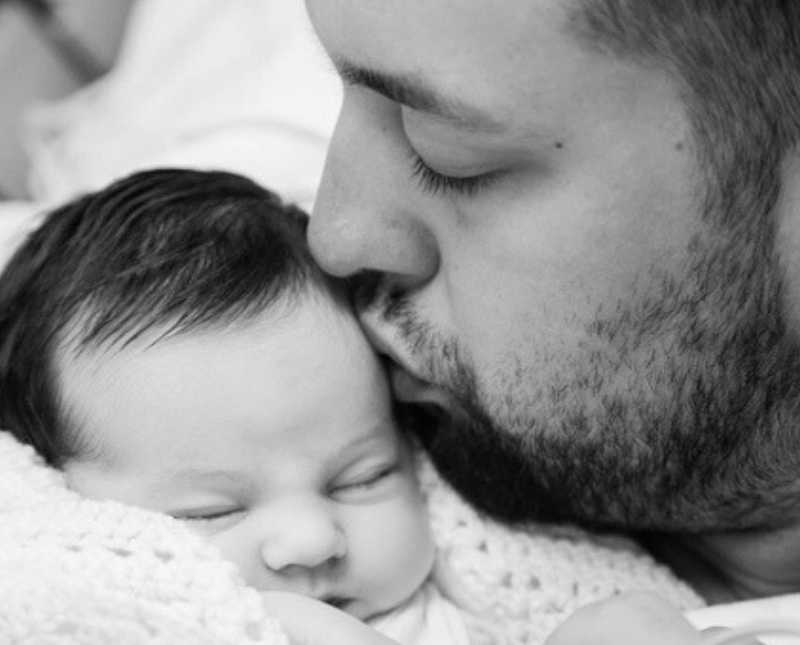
[359,312,455,409]
[389,364,453,409]
[359,315,412,367]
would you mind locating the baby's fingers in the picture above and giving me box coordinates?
[700,627,764,645]
[260,591,398,645]
[701,621,800,645]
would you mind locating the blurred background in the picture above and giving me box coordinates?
[0,0,339,226]
[0,0,135,198]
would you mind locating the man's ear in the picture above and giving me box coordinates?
[774,148,800,330]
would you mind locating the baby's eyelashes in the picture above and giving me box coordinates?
[328,462,401,501]
[163,457,407,532]
[169,506,246,531]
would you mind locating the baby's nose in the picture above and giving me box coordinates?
[260,502,347,572]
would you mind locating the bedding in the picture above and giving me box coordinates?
[0,200,46,268]
[22,0,340,213]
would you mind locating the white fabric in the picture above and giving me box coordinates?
[370,583,472,645]
[22,0,340,213]
[0,200,46,268]
[415,458,703,643]
[1,0,340,260]
[0,432,290,645]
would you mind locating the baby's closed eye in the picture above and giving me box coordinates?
[169,506,246,531]
[329,462,402,501]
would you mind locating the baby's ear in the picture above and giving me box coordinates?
[431,553,513,645]
[774,148,800,330]
[430,550,481,613]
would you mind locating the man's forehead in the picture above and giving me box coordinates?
[305,0,570,23]
[306,0,588,130]
[305,0,577,50]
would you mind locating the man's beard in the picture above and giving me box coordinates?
[354,166,800,533]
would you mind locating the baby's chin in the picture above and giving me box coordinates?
[357,578,432,624]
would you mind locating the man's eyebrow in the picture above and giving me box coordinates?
[335,59,506,133]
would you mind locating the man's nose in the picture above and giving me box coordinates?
[259,500,347,572]
[308,99,439,288]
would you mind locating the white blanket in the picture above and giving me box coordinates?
[0,430,703,644]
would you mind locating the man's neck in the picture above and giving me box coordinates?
[639,523,800,604]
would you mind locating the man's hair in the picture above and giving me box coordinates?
[0,168,332,466]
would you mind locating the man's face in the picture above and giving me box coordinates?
[306,0,798,530]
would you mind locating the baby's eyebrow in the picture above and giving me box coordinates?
[330,426,399,464]
[341,430,385,448]
[334,57,507,135]
[160,468,243,487]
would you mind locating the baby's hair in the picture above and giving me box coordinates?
[0,168,335,467]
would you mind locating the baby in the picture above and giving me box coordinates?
[0,169,471,644]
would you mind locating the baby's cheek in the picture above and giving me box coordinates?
[389,495,436,587]
[200,527,255,586]
[351,494,435,608]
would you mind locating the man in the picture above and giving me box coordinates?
[304,0,800,641]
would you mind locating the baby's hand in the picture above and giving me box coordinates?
[261,591,398,645]
[544,592,760,645]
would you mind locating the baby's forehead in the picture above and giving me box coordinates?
[55,289,357,383]
[96,425,406,504]
[57,308,394,467]
[67,408,404,492]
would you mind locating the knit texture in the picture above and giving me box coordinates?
[417,458,704,643]
[0,431,703,644]
[0,432,289,645]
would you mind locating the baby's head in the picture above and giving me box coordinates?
[0,169,434,620]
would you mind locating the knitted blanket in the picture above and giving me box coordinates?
[0,431,703,644]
